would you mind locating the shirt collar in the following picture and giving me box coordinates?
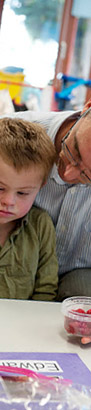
[50,163,66,185]
[10,211,29,239]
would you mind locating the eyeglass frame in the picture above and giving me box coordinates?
[61,107,91,183]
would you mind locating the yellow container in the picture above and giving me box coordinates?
[0,71,25,104]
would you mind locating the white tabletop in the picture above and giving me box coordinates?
[0,299,91,371]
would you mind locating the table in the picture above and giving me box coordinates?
[0,299,91,372]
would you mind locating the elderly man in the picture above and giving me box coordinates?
[7,99,91,303]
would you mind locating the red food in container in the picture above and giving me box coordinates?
[62,297,91,337]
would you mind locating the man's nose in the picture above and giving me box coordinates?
[64,164,80,180]
[1,192,16,207]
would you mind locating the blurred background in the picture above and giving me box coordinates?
[0,0,91,114]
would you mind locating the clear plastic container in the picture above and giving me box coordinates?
[62,296,91,337]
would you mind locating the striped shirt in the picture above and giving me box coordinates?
[5,109,91,276]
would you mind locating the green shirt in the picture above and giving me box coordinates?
[0,207,58,300]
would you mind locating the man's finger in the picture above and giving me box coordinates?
[81,337,91,344]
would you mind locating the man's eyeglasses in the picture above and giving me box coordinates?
[61,107,91,184]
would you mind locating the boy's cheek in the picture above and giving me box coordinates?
[17,190,40,218]
[18,199,34,217]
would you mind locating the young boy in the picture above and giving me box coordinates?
[0,117,58,301]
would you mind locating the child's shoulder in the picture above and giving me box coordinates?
[29,206,51,221]
[28,206,54,229]
[27,207,56,244]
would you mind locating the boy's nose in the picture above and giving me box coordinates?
[1,192,16,207]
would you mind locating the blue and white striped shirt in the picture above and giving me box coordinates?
[6,110,91,276]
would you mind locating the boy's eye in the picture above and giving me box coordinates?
[17,192,29,196]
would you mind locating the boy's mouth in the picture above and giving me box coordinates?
[0,210,14,216]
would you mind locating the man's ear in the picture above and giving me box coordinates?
[82,98,91,114]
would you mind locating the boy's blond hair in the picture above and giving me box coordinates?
[0,118,57,181]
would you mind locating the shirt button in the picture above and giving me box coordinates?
[71,187,76,194]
